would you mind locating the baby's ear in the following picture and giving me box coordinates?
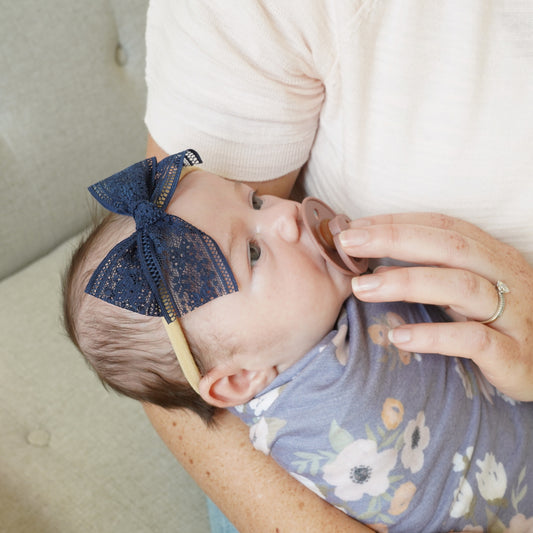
[198,364,277,408]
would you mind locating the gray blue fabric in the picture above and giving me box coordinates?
[230,297,533,531]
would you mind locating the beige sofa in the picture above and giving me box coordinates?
[1,2,210,531]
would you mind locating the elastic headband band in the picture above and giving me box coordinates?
[163,318,201,393]
[177,165,199,180]
[161,165,205,393]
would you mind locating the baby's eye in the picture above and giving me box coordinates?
[248,241,262,267]
[251,191,263,210]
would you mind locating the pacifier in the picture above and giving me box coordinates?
[301,197,368,275]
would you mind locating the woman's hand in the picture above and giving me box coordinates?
[339,213,533,401]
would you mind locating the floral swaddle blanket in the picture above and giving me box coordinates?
[231,297,533,532]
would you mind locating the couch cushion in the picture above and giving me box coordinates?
[0,234,210,532]
[0,0,148,279]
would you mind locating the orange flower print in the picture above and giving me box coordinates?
[368,323,390,347]
[381,398,404,430]
[331,321,349,366]
[368,524,389,533]
[388,481,417,516]
[397,348,411,365]
[368,313,412,366]
[385,312,406,329]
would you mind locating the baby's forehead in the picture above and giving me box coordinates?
[177,167,230,190]
[169,169,237,213]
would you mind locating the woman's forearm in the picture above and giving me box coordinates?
[143,405,372,533]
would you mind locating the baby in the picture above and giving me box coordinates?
[64,150,533,532]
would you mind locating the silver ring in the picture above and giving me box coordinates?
[480,280,510,324]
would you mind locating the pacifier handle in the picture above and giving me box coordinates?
[301,197,368,275]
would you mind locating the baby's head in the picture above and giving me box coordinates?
[63,211,219,421]
[64,151,352,422]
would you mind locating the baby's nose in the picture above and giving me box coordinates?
[269,200,300,243]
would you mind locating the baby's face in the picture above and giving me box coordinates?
[169,170,352,373]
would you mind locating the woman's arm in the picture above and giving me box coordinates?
[147,134,300,200]
[144,405,372,533]
[146,135,372,532]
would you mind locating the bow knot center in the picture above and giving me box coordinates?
[133,201,164,231]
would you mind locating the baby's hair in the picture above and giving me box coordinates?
[62,212,218,424]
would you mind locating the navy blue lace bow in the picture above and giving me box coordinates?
[85,149,238,322]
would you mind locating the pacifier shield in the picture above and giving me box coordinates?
[301,197,368,275]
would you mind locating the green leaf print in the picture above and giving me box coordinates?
[511,465,527,512]
[293,451,322,476]
[485,508,506,533]
[293,450,336,476]
[365,424,377,443]
[329,420,355,453]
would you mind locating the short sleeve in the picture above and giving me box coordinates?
[145,0,330,181]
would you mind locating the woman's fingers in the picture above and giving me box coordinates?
[340,222,500,281]
[387,321,531,401]
[347,212,494,244]
[388,321,494,360]
[352,266,501,323]
[343,213,529,335]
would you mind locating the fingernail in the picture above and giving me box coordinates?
[388,327,412,344]
[352,275,381,291]
[340,229,369,247]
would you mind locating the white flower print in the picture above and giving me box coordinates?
[249,418,270,454]
[322,439,397,502]
[331,321,349,366]
[248,388,280,416]
[453,446,473,473]
[401,411,430,474]
[455,361,474,399]
[450,478,474,518]
[249,416,286,455]
[475,452,507,502]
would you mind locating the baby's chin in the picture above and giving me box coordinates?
[326,263,354,301]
